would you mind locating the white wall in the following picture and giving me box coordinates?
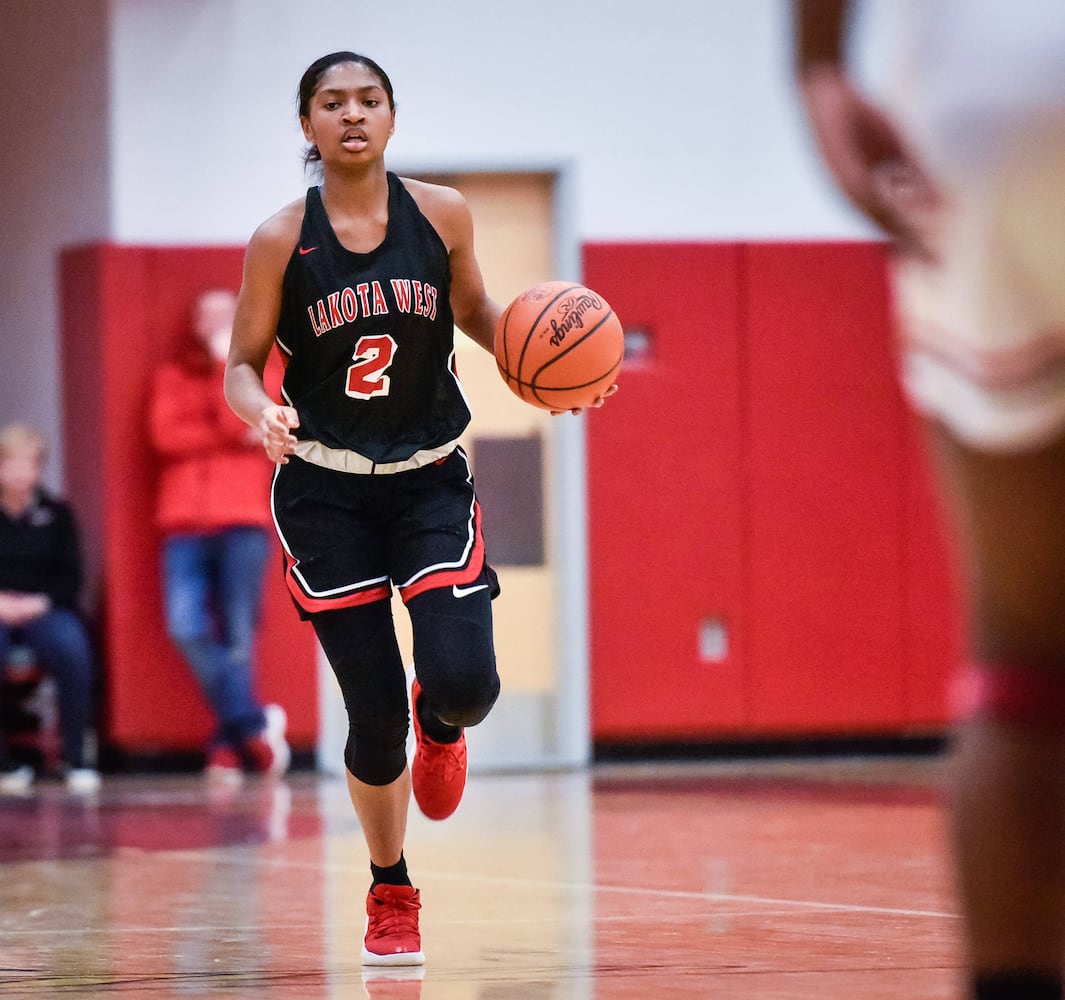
[110,0,869,244]
[2,0,879,489]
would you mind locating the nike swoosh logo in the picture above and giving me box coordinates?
[452,583,489,599]
[298,246,318,255]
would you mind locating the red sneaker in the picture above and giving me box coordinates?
[361,884,424,966]
[245,704,291,776]
[410,679,467,821]
[205,746,243,785]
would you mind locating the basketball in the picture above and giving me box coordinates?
[494,281,623,411]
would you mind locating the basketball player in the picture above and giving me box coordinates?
[794,4,1065,998]
[225,51,611,966]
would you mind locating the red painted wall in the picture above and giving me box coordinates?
[584,241,963,743]
[744,242,907,731]
[58,239,963,755]
[60,244,318,757]
[584,244,748,738]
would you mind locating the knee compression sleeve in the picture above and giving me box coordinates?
[344,711,409,786]
[408,586,500,729]
[311,603,410,785]
[952,662,1065,726]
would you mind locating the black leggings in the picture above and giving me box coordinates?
[311,583,499,785]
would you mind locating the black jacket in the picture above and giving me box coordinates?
[0,490,83,609]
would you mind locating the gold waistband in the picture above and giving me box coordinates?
[292,438,460,475]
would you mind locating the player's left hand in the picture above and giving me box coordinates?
[551,383,618,416]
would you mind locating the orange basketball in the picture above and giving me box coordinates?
[494,281,623,411]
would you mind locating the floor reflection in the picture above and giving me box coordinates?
[0,757,961,998]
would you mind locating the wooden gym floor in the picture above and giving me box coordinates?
[0,755,964,998]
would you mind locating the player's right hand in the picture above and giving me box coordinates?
[259,404,300,464]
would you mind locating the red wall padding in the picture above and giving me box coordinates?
[584,241,963,742]
[744,242,909,730]
[60,244,319,755]
[584,244,748,739]
[902,413,964,726]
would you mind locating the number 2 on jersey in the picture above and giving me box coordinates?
[346,334,398,400]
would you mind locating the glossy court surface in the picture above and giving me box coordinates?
[0,757,964,998]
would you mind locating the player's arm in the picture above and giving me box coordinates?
[446,199,502,354]
[793,0,896,221]
[792,0,938,258]
[793,0,849,70]
[224,204,302,464]
[407,178,618,414]
[406,179,501,354]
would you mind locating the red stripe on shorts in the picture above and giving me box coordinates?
[398,501,487,603]
[283,550,392,612]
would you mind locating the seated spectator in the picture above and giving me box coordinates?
[0,423,100,795]
[148,288,289,784]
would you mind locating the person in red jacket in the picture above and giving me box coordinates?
[149,288,290,783]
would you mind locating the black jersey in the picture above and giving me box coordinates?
[275,173,471,465]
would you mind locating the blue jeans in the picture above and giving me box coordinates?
[0,609,95,768]
[162,527,270,748]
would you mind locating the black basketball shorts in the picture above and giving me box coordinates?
[271,446,498,618]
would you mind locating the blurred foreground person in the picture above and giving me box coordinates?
[795,3,1065,997]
